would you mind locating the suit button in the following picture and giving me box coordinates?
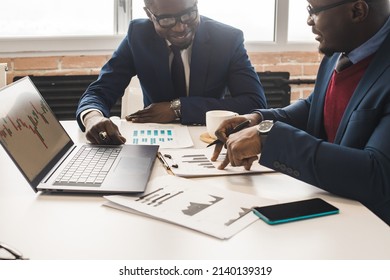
[280,164,287,172]
[273,161,281,169]
[293,170,300,177]
[286,167,293,175]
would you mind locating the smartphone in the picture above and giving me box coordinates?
[253,198,339,225]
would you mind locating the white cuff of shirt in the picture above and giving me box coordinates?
[80,109,103,127]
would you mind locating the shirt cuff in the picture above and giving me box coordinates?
[80,109,103,127]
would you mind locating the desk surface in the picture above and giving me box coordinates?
[0,120,389,260]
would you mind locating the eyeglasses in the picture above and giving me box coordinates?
[307,0,360,16]
[147,5,198,29]
[0,242,28,260]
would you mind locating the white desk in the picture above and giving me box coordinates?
[0,120,389,260]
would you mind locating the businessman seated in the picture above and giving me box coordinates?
[76,0,266,145]
[211,0,390,226]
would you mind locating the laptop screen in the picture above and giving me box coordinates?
[0,77,72,187]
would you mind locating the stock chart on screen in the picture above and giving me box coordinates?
[0,78,69,181]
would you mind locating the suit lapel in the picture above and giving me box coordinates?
[309,55,338,138]
[334,33,390,143]
[189,17,211,96]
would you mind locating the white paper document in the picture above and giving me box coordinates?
[119,123,193,148]
[104,175,275,239]
[159,148,274,177]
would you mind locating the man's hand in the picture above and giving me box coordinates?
[125,102,177,123]
[84,111,126,145]
[211,113,261,162]
[219,126,262,171]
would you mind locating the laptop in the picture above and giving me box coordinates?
[0,76,159,194]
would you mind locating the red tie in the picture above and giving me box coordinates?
[170,45,186,98]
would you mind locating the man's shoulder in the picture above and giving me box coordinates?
[130,18,151,25]
[127,18,155,33]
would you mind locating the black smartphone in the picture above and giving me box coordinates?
[253,198,339,225]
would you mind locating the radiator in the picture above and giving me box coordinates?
[257,71,316,109]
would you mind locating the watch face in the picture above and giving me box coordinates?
[170,99,181,110]
[259,121,273,133]
[172,100,180,109]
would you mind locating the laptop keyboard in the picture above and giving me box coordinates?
[54,145,122,186]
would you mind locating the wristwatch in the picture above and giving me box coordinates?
[170,99,181,119]
[257,120,274,146]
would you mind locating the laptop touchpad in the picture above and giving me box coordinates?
[115,157,150,174]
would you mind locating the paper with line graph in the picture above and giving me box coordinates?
[159,148,274,177]
[104,175,275,239]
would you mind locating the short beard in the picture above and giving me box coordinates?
[318,46,336,57]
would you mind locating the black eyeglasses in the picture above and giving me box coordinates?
[0,242,28,260]
[307,0,360,16]
[147,5,198,28]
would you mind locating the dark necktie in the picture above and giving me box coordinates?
[170,45,186,98]
[336,54,353,73]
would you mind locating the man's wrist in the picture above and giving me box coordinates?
[81,109,103,126]
[245,112,263,125]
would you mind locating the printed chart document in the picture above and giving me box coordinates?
[159,148,274,177]
[119,123,193,148]
[104,175,275,239]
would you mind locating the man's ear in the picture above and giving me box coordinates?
[351,1,369,22]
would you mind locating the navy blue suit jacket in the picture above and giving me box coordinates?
[256,32,390,225]
[76,16,266,129]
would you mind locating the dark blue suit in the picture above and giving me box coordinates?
[76,16,266,129]
[256,32,390,225]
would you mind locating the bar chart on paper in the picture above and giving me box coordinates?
[159,148,274,177]
[104,175,276,239]
[123,123,193,148]
[131,128,174,145]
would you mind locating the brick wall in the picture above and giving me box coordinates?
[250,52,322,101]
[1,51,322,103]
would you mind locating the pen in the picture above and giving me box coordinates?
[157,152,174,174]
[157,152,170,170]
[206,119,251,147]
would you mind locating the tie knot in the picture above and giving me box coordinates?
[336,54,353,72]
[170,45,181,56]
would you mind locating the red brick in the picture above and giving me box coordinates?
[303,64,320,76]
[290,90,302,102]
[249,52,281,65]
[61,55,108,69]
[280,52,321,63]
[302,89,313,98]
[13,57,59,71]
